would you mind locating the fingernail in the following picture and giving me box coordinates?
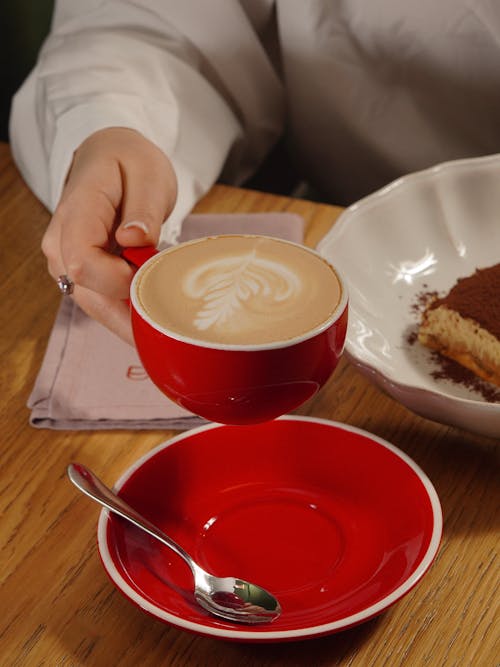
[123,220,149,235]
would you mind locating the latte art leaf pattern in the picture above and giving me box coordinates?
[183,254,302,331]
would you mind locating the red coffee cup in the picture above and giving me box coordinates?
[124,239,348,425]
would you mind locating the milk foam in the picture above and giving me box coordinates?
[136,236,342,346]
[183,252,302,332]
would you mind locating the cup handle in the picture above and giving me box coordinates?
[122,246,158,308]
[122,245,158,269]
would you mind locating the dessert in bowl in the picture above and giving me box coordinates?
[418,263,500,388]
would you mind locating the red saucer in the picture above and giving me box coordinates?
[97,417,442,642]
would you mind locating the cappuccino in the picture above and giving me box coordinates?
[134,235,342,346]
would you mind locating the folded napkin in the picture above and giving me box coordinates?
[28,212,305,430]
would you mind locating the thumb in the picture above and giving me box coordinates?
[115,154,177,248]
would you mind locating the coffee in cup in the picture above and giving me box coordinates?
[135,235,342,346]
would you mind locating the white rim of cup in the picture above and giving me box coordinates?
[129,235,349,351]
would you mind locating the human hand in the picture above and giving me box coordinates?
[42,128,177,344]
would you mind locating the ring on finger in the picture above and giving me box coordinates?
[57,274,75,296]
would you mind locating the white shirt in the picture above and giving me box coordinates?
[10,0,500,243]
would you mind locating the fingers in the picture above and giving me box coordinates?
[45,128,177,299]
[115,137,177,249]
[72,284,135,345]
[42,127,178,341]
[46,184,135,300]
[44,210,135,343]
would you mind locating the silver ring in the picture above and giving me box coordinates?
[57,274,75,296]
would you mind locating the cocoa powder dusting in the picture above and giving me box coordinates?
[429,264,500,339]
[429,351,500,402]
[410,285,439,316]
[406,287,437,346]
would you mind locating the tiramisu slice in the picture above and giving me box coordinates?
[418,264,500,387]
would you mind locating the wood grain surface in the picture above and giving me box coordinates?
[0,142,498,666]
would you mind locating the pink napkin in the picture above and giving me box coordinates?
[28,212,305,430]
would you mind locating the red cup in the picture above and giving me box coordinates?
[124,239,348,425]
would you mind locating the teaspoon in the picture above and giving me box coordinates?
[67,463,281,624]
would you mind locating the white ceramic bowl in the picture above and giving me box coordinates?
[317,155,500,439]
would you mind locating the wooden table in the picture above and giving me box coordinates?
[1,141,498,666]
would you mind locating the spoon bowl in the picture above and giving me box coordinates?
[67,463,281,624]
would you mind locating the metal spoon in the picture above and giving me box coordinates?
[67,463,281,624]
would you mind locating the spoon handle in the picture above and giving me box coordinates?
[67,463,195,572]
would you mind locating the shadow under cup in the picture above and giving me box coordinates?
[126,243,348,425]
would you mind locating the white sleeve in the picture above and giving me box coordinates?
[9,0,284,244]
